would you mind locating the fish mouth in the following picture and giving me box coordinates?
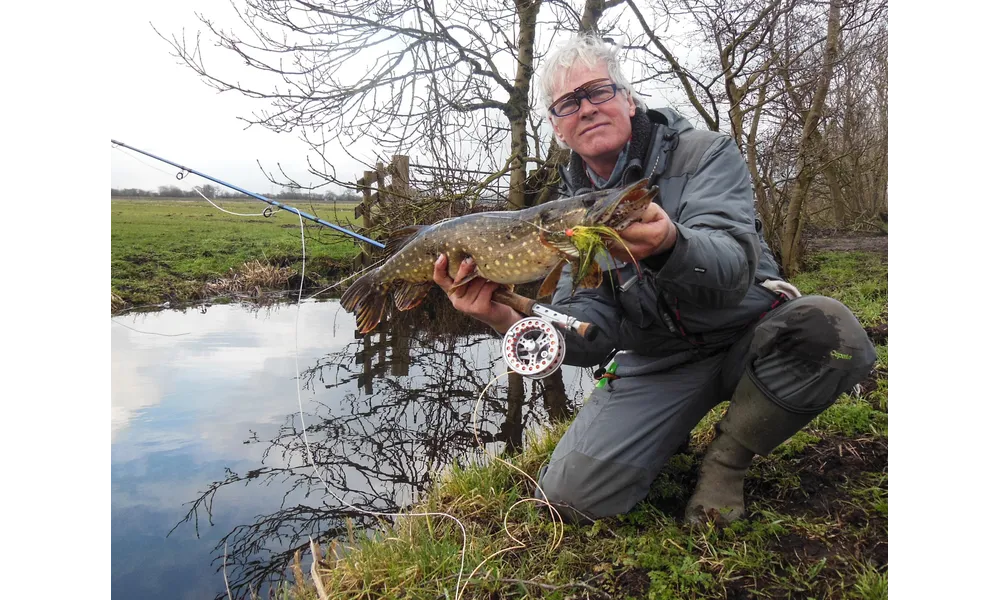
[586,178,657,230]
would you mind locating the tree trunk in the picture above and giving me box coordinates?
[745,74,777,247]
[507,0,542,209]
[780,0,841,276]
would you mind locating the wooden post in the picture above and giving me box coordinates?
[357,332,374,395]
[354,170,376,269]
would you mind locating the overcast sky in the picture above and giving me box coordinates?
[110,0,373,195]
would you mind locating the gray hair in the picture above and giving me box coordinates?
[536,34,646,120]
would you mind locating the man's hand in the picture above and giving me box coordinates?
[432,254,521,334]
[610,202,677,262]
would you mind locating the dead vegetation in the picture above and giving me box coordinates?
[202,260,295,299]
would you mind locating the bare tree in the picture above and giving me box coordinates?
[622,0,886,271]
[817,15,888,230]
[160,0,564,209]
[624,0,800,256]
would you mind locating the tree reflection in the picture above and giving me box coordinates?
[171,302,583,599]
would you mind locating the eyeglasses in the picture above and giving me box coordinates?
[549,80,620,117]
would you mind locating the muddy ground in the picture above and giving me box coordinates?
[807,229,888,256]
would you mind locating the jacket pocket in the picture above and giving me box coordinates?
[617,267,662,330]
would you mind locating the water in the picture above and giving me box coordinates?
[111,300,592,599]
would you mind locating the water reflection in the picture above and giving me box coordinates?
[111,298,592,600]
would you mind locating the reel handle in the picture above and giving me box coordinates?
[492,288,600,341]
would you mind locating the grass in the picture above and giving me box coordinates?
[111,198,363,308]
[792,251,888,328]
[268,247,888,599]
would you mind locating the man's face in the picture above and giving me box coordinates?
[549,61,636,174]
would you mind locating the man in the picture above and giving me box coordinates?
[432,34,876,524]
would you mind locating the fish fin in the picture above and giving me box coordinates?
[383,225,429,257]
[450,266,483,288]
[341,271,392,334]
[393,281,432,311]
[537,263,566,299]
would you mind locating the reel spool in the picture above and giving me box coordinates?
[502,317,566,379]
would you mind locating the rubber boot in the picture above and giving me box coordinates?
[684,372,823,525]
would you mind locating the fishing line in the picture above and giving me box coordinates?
[191,186,270,218]
[289,211,470,600]
[110,319,190,337]
[470,371,565,550]
[111,139,385,249]
[475,212,559,236]
[114,144,275,218]
[304,255,389,302]
[456,370,568,600]
[223,542,234,600]
[113,144,178,179]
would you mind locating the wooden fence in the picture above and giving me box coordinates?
[354,154,410,269]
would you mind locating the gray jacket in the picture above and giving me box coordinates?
[547,107,786,375]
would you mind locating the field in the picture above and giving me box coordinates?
[111,198,363,307]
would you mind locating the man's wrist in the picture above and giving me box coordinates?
[642,222,678,270]
[660,220,678,253]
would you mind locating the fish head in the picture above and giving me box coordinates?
[580,178,657,230]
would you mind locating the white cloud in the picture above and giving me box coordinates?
[110,300,353,450]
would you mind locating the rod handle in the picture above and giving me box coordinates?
[493,288,536,316]
[493,288,601,341]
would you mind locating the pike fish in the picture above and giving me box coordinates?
[341,178,657,333]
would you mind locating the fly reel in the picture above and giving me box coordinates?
[502,317,566,379]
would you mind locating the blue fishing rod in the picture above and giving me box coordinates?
[111,139,385,249]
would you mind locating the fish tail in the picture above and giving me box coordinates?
[341,271,392,334]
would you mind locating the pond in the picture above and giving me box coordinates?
[111,299,594,599]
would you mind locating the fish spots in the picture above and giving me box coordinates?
[508,254,514,260]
